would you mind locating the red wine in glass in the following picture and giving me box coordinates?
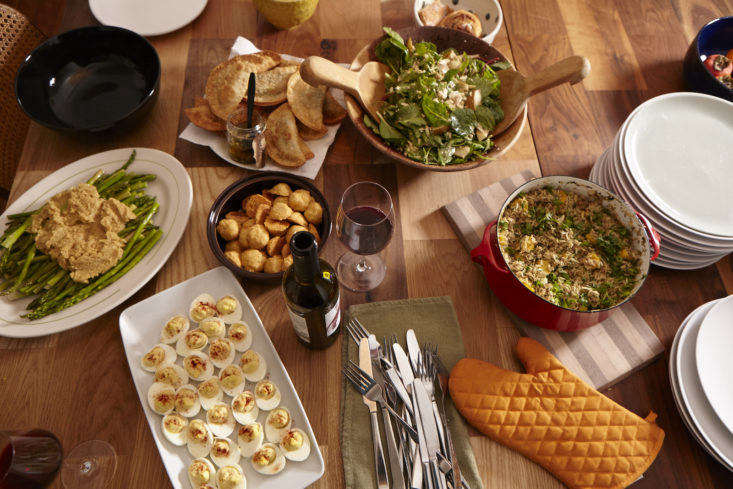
[0,430,62,489]
[339,206,394,255]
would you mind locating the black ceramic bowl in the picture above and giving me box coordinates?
[207,172,332,284]
[15,25,161,133]
[683,16,733,102]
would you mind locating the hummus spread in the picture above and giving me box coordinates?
[30,183,136,283]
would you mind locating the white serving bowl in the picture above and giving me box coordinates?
[414,0,503,44]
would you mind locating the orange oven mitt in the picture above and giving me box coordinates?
[449,338,664,489]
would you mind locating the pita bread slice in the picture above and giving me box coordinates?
[246,64,299,106]
[205,51,281,120]
[286,71,326,131]
[323,89,347,125]
[264,103,307,168]
[184,98,226,131]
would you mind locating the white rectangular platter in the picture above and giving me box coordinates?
[119,266,324,489]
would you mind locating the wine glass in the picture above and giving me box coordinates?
[336,182,395,292]
[0,430,116,489]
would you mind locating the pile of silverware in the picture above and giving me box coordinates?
[343,318,469,489]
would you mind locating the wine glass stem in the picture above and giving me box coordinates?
[356,258,370,274]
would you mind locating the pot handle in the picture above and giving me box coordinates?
[635,212,660,261]
[471,220,512,275]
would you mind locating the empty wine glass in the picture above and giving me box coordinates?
[336,182,395,292]
[0,430,116,489]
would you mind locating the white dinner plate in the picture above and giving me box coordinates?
[673,298,733,469]
[90,0,208,37]
[119,267,324,489]
[623,92,733,237]
[695,295,733,434]
[0,148,192,338]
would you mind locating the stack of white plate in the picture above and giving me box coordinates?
[589,92,733,270]
[670,295,733,471]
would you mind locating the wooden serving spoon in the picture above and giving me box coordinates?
[300,56,388,121]
[493,55,590,135]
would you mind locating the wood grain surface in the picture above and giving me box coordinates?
[2,1,732,488]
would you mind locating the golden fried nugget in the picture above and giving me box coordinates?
[269,201,293,221]
[288,189,312,212]
[264,218,290,236]
[270,183,292,197]
[241,249,266,272]
[224,240,242,253]
[282,254,293,271]
[225,250,242,267]
[281,243,290,257]
[287,211,307,226]
[238,226,251,248]
[254,203,271,224]
[248,224,269,250]
[308,223,321,243]
[286,225,309,244]
[264,256,284,274]
[244,194,272,217]
[217,219,240,241]
[304,201,323,224]
[226,211,249,225]
[266,236,285,256]
[273,196,289,206]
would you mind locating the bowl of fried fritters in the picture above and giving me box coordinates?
[208,172,332,283]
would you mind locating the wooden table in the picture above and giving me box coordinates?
[3,1,733,488]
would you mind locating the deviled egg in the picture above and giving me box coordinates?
[231,391,259,425]
[251,443,286,475]
[186,419,213,458]
[237,422,264,457]
[265,407,292,443]
[141,343,176,372]
[219,364,245,397]
[154,364,188,389]
[215,465,246,489]
[187,457,216,488]
[183,353,214,380]
[209,338,235,369]
[206,402,235,438]
[210,437,241,467]
[176,329,209,356]
[147,382,176,415]
[160,315,189,344]
[227,322,252,352]
[215,295,242,324]
[190,293,218,322]
[280,428,311,461]
[254,379,281,411]
[198,377,223,410]
[239,349,267,382]
[161,413,188,446]
[174,384,201,418]
[200,317,226,340]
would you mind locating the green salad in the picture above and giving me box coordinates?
[365,27,509,166]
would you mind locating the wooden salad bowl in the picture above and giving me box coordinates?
[345,26,527,172]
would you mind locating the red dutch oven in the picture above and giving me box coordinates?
[471,176,660,332]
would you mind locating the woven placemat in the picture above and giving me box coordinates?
[441,170,664,390]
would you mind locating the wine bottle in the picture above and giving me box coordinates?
[282,231,341,349]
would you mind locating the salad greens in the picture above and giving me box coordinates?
[366,27,506,166]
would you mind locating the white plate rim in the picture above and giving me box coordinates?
[89,0,208,37]
[0,147,192,338]
[119,266,325,489]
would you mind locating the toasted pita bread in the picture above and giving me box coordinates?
[439,10,482,37]
[205,51,281,120]
[323,89,347,125]
[246,64,299,106]
[297,120,328,140]
[419,0,453,26]
[265,103,307,168]
[184,99,226,131]
[286,72,326,131]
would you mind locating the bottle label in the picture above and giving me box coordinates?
[288,296,341,343]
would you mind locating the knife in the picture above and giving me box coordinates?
[361,338,389,489]
[393,343,422,489]
[406,330,421,374]
[414,381,443,489]
[380,357,413,414]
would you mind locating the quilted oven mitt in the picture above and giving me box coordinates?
[449,338,664,489]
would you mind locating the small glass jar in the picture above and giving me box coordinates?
[226,108,266,166]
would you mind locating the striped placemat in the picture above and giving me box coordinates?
[442,170,664,390]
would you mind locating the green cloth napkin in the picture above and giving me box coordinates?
[341,296,484,489]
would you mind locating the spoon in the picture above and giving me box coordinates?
[300,56,388,121]
[493,55,590,135]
